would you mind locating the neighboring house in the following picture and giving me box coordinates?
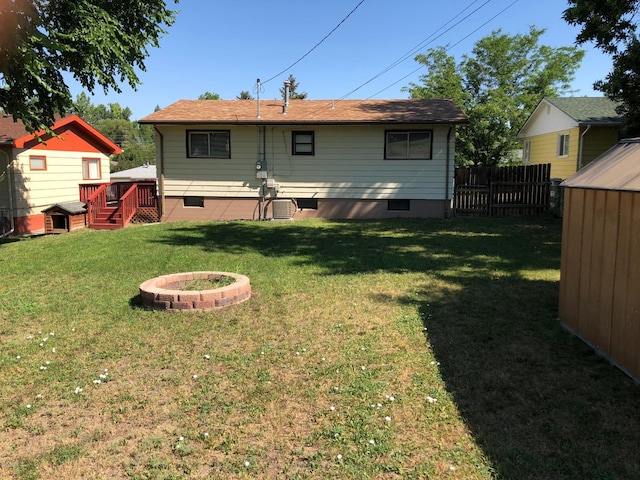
[138,98,467,222]
[517,97,623,179]
[0,114,122,235]
[110,163,157,182]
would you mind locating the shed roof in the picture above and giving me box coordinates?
[561,138,640,191]
[139,99,468,125]
[110,164,157,181]
[545,97,623,125]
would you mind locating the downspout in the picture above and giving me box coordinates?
[153,127,165,221]
[0,149,15,238]
[578,124,591,170]
[445,126,453,218]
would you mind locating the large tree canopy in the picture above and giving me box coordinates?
[405,27,584,166]
[0,0,177,133]
[563,0,640,134]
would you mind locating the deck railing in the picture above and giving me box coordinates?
[119,184,139,226]
[80,181,157,229]
[84,184,108,228]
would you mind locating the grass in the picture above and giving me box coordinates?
[0,217,638,479]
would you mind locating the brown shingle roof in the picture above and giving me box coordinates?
[0,114,30,144]
[139,99,468,125]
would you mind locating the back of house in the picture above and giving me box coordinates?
[139,97,467,222]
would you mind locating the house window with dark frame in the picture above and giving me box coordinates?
[29,155,47,171]
[187,130,230,158]
[183,196,204,208]
[557,133,570,157]
[388,199,410,211]
[385,130,432,160]
[82,158,101,180]
[292,131,314,155]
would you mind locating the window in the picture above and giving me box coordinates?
[183,196,204,208]
[29,155,46,171]
[557,133,570,157]
[296,198,318,210]
[187,130,230,158]
[385,130,432,159]
[523,140,531,164]
[292,131,314,155]
[388,199,410,211]
[82,158,101,180]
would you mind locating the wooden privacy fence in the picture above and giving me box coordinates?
[454,163,551,216]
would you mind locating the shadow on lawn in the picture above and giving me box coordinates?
[153,217,640,478]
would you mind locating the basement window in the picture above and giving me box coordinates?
[388,199,410,211]
[183,196,204,208]
[385,130,432,159]
[188,130,230,158]
[296,198,318,210]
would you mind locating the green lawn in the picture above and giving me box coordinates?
[1,217,638,479]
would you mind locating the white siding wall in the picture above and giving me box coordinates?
[158,124,453,200]
[11,149,110,215]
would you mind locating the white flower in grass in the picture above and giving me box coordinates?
[39,365,46,371]
[45,361,50,365]
[361,366,366,371]
[16,355,20,359]
[389,396,395,401]
[321,357,326,362]
[368,439,376,445]
[71,328,75,332]
[204,354,210,360]
[26,404,31,409]
[302,348,307,352]
[27,335,33,339]
[377,403,382,409]
[336,454,343,460]
[74,387,83,394]
[329,406,335,411]
[244,461,250,467]
[39,343,43,347]
[93,379,101,384]
[52,348,56,353]
[36,394,42,399]
[450,466,456,471]
[42,337,48,342]
[334,387,339,392]
[49,332,54,336]
[260,351,265,356]
[99,374,107,379]
[178,436,184,441]
[203,432,209,438]
[427,396,437,404]
[192,374,198,379]
[385,416,391,422]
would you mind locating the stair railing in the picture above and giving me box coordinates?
[118,184,139,227]
[84,184,108,229]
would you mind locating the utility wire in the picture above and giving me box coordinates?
[261,0,367,85]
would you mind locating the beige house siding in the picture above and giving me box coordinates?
[156,124,454,220]
[12,149,110,217]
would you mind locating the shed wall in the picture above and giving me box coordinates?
[559,187,640,381]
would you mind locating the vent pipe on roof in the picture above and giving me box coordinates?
[283,80,291,115]
[256,78,261,119]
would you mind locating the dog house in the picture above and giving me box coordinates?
[42,201,87,234]
[559,138,640,382]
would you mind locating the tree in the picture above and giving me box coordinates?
[198,92,221,100]
[563,0,640,134]
[280,74,307,100]
[0,0,177,134]
[236,91,254,100]
[405,27,585,166]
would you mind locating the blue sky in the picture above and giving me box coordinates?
[69,0,610,120]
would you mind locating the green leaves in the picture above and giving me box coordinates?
[405,27,585,166]
[0,0,178,133]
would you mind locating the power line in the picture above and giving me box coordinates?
[261,0,367,85]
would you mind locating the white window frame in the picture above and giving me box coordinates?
[523,140,531,164]
[557,133,570,158]
[385,130,433,160]
[187,130,230,158]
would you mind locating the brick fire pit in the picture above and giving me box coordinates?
[139,271,251,312]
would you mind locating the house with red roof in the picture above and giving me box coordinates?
[0,114,122,235]
[139,97,467,222]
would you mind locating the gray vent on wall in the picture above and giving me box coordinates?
[272,199,295,220]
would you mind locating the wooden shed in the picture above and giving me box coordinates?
[559,138,640,382]
[42,201,87,234]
